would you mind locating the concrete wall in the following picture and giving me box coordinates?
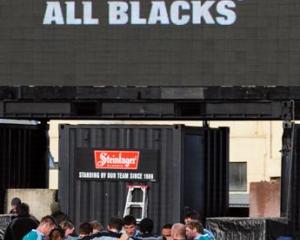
[6,189,56,221]
[49,170,59,190]
[210,121,282,192]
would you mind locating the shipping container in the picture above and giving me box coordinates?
[0,123,49,213]
[59,124,229,232]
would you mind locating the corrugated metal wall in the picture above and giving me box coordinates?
[59,125,228,232]
[0,123,49,213]
[287,125,300,238]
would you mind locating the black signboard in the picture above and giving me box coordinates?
[74,148,159,181]
[0,0,299,86]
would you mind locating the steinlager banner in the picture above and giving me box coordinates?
[75,148,159,181]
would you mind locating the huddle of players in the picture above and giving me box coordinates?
[6,198,214,240]
[61,215,214,240]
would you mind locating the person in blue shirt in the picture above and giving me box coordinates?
[22,215,56,240]
[121,215,140,240]
[185,221,214,240]
[171,223,186,240]
[89,217,123,240]
[137,218,160,240]
[78,222,93,240]
[49,228,64,240]
[161,224,172,240]
[60,220,78,240]
[183,209,214,239]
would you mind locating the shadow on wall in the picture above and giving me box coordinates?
[6,189,56,221]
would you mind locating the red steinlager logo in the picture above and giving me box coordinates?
[94,150,140,170]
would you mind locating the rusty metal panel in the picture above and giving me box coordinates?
[250,181,280,218]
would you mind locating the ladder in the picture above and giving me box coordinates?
[123,184,149,222]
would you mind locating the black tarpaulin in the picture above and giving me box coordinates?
[206,217,290,240]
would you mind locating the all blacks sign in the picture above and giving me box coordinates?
[43,0,237,25]
[0,0,297,87]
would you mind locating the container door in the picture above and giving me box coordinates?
[183,127,229,221]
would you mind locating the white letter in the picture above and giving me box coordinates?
[108,1,128,24]
[216,0,236,25]
[131,1,146,24]
[191,0,215,24]
[43,2,64,25]
[148,1,169,24]
[82,1,99,24]
[170,1,190,25]
[65,1,82,25]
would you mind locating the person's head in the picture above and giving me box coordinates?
[123,215,137,237]
[161,224,172,240]
[50,202,61,214]
[79,222,92,237]
[38,215,57,236]
[171,223,186,240]
[185,221,204,240]
[183,208,200,224]
[49,228,65,240]
[16,203,30,217]
[90,220,103,234]
[60,220,75,237]
[139,218,154,234]
[108,217,123,232]
[11,197,21,212]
